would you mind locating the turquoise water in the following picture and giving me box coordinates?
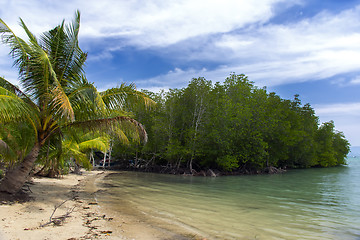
[97,158,360,239]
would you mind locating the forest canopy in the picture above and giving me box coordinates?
[113,74,350,173]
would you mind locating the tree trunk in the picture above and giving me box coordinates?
[102,151,107,168]
[0,143,41,194]
[107,143,112,168]
[89,150,95,168]
[189,157,193,173]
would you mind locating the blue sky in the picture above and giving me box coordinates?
[1,0,360,147]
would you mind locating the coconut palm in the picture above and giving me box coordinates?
[0,121,36,168]
[0,11,154,194]
[33,130,108,177]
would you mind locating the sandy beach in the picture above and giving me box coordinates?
[0,171,202,240]
[0,170,117,240]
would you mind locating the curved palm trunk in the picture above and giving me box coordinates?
[0,143,41,194]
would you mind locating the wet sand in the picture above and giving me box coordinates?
[0,170,204,240]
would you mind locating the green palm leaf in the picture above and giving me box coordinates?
[0,139,17,163]
[100,83,156,112]
[67,116,148,143]
[0,86,36,123]
[78,136,110,153]
[0,11,154,194]
[0,19,31,70]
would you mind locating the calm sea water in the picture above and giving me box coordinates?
[97,158,360,240]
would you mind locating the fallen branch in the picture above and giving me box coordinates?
[39,198,76,227]
[22,184,33,193]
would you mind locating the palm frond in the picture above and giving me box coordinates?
[19,18,38,46]
[62,139,91,169]
[66,116,148,143]
[112,128,130,145]
[68,77,107,119]
[2,17,76,122]
[51,84,75,121]
[10,19,53,102]
[28,33,75,121]
[0,76,38,111]
[0,18,31,70]
[100,83,156,112]
[78,137,110,153]
[0,138,17,163]
[59,10,86,81]
[128,88,157,109]
[38,11,86,89]
[0,86,35,123]
[0,122,36,165]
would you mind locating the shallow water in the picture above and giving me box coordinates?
[97,158,360,239]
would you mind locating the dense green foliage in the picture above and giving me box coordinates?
[114,74,350,173]
[0,11,350,182]
[0,12,153,192]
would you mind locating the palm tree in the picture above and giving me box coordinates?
[60,133,111,174]
[35,130,111,176]
[0,121,36,169]
[0,11,154,194]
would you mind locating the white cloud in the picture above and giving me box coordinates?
[184,6,360,84]
[314,103,360,117]
[2,1,360,90]
[314,103,360,146]
[136,67,206,89]
[79,0,288,47]
[349,76,360,85]
[0,0,288,47]
[134,47,360,89]
[1,0,359,146]
[129,4,360,89]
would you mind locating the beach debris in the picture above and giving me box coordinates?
[22,184,33,193]
[39,198,76,227]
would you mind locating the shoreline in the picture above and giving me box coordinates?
[0,170,205,240]
[0,170,117,240]
[94,172,206,240]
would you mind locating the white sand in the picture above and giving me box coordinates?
[0,170,205,240]
[0,171,117,240]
